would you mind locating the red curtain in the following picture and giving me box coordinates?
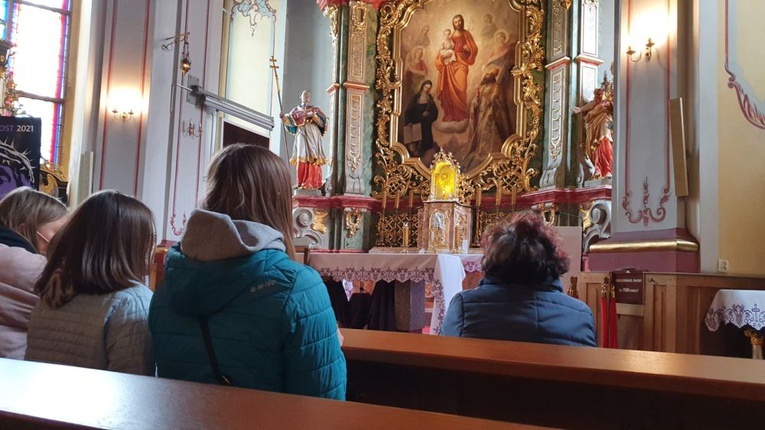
[316,0,387,10]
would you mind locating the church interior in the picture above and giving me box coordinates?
[0,0,764,428]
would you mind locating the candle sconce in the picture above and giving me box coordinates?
[111,108,134,122]
[626,37,655,62]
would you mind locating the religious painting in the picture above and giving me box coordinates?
[397,0,520,172]
[375,0,544,202]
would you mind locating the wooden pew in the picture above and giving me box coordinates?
[0,358,538,430]
[341,329,765,429]
[576,271,765,353]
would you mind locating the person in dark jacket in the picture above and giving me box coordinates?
[440,210,596,346]
[150,143,346,400]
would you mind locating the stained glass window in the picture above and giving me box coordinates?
[0,0,71,165]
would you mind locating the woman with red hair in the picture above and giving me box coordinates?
[441,211,595,346]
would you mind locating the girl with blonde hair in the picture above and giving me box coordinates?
[25,190,156,375]
[0,187,68,359]
[150,143,346,399]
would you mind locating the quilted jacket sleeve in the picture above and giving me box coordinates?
[105,287,154,376]
[440,292,465,337]
[282,266,347,400]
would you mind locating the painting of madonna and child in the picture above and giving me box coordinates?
[398,0,520,173]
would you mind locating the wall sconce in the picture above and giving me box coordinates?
[626,38,655,62]
[112,108,134,121]
[183,119,203,137]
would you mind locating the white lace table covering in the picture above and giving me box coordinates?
[456,254,483,273]
[705,289,765,331]
[309,253,466,335]
[368,248,485,274]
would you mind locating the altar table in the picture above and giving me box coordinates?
[705,289,765,359]
[309,253,465,335]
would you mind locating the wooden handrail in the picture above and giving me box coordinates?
[0,358,540,430]
[341,329,765,403]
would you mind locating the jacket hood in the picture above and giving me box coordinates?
[163,209,288,317]
[0,225,36,254]
[180,209,286,261]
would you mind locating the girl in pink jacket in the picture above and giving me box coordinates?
[0,187,68,359]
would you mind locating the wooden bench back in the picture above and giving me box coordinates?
[341,329,765,429]
[0,358,541,429]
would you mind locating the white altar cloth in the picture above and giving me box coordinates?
[705,289,765,331]
[309,253,465,335]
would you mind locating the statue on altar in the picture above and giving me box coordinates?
[280,90,328,190]
[572,75,614,179]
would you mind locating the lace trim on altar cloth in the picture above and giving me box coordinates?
[461,259,483,273]
[705,303,765,331]
[316,266,436,284]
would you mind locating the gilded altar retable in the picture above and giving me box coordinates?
[373,0,545,204]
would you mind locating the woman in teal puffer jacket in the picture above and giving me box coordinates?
[149,144,346,399]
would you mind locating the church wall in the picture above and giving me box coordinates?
[713,0,765,276]
[598,0,615,77]
[66,0,224,241]
[92,0,154,196]
[686,0,719,273]
[160,0,223,241]
[589,0,698,272]
[140,0,183,241]
[613,0,682,235]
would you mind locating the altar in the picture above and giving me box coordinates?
[309,253,465,335]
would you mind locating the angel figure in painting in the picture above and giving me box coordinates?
[404,46,429,95]
[572,79,614,179]
[281,90,328,190]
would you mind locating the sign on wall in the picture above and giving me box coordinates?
[0,116,42,199]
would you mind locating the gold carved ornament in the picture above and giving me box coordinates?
[372,0,545,210]
[310,209,329,234]
[324,4,340,40]
[345,208,362,238]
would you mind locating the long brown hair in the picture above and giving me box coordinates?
[203,143,296,260]
[35,190,156,308]
[0,186,68,252]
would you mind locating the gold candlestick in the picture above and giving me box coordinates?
[568,276,579,298]
[511,187,517,210]
[745,329,764,360]
[394,193,400,210]
[408,189,414,209]
[475,185,482,207]
[402,221,411,250]
[495,187,502,208]
[382,189,388,210]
